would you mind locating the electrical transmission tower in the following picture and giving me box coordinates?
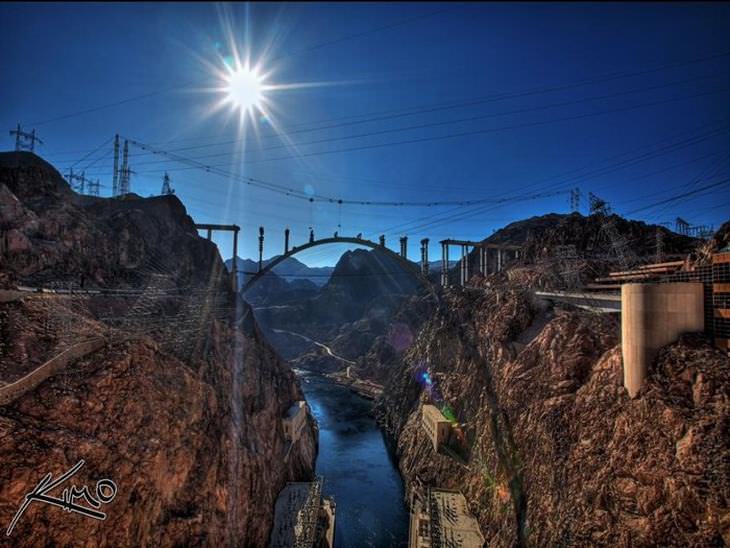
[589,192,636,269]
[161,172,174,195]
[569,187,581,212]
[67,168,96,195]
[9,123,43,152]
[554,244,581,290]
[117,139,133,195]
[88,178,101,196]
[112,134,120,196]
[655,227,664,264]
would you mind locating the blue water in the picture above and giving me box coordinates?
[297,372,409,548]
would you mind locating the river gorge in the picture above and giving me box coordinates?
[297,371,409,547]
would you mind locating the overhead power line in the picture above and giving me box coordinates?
[40,47,730,159]
[241,86,730,165]
[626,176,730,215]
[54,70,727,171]
[69,136,114,170]
[123,135,571,207]
[28,6,453,127]
[100,87,730,182]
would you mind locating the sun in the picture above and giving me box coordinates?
[224,65,264,113]
[195,5,338,149]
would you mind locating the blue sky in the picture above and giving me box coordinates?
[2,2,729,266]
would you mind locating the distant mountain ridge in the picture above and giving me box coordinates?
[225,255,335,287]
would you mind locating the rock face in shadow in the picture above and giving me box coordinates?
[376,278,729,546]
[0,151,223,290]
[0,152,317,546]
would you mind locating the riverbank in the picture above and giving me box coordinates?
[327,368,384,400]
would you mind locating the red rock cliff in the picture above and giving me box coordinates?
[0,152,317,546]
[376,265,728,547]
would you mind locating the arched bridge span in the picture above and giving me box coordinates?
[241,236,430,294]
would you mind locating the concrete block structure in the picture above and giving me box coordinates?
[621,282,704,398]
[270,479,335,548]
[421,404,451,451]
[408,487,484,548]
[282,400,307,443]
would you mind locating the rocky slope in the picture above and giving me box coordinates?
[438,212,698,287]
[373,214,728,546]
[0,152,317,546]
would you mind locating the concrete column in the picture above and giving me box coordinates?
[258,226,264,272]
[441,243,449,286]
[464,245,469,283]
[379,235,386,248]
[460,245,468,285]
[232,227,239,292]
[206,228,212,240]
[421,238,429,276]
[497,248,502,272]
[621,282,704,398]
[400,236,408,259]
[284,228,290,254]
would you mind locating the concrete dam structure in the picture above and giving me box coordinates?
[621,282,704,398]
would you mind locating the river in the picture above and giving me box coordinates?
[297,370,409,547]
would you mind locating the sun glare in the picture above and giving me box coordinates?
[195,5,339,156]
[225,66,264,113]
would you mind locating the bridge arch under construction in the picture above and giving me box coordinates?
[240,236,432,295]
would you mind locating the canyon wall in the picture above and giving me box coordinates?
[0,152,316,546]
[376,272,729,546]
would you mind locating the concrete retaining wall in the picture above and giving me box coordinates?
[0,338,106,406]
[621,282,704,398]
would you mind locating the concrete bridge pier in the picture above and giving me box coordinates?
[258,226,265,272]
[379,235,386,248]
[284,228,290,254]
[441,242,449,286]
[194,223,241,292]
[400,236,408,259]
[421,238,429,276]
[232,228,239,292]
[460,244,469,285]
[479,247,488,276]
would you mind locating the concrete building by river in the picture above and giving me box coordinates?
[421,404,451,451]
[283,400,307,442]
[408,487,484,548]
